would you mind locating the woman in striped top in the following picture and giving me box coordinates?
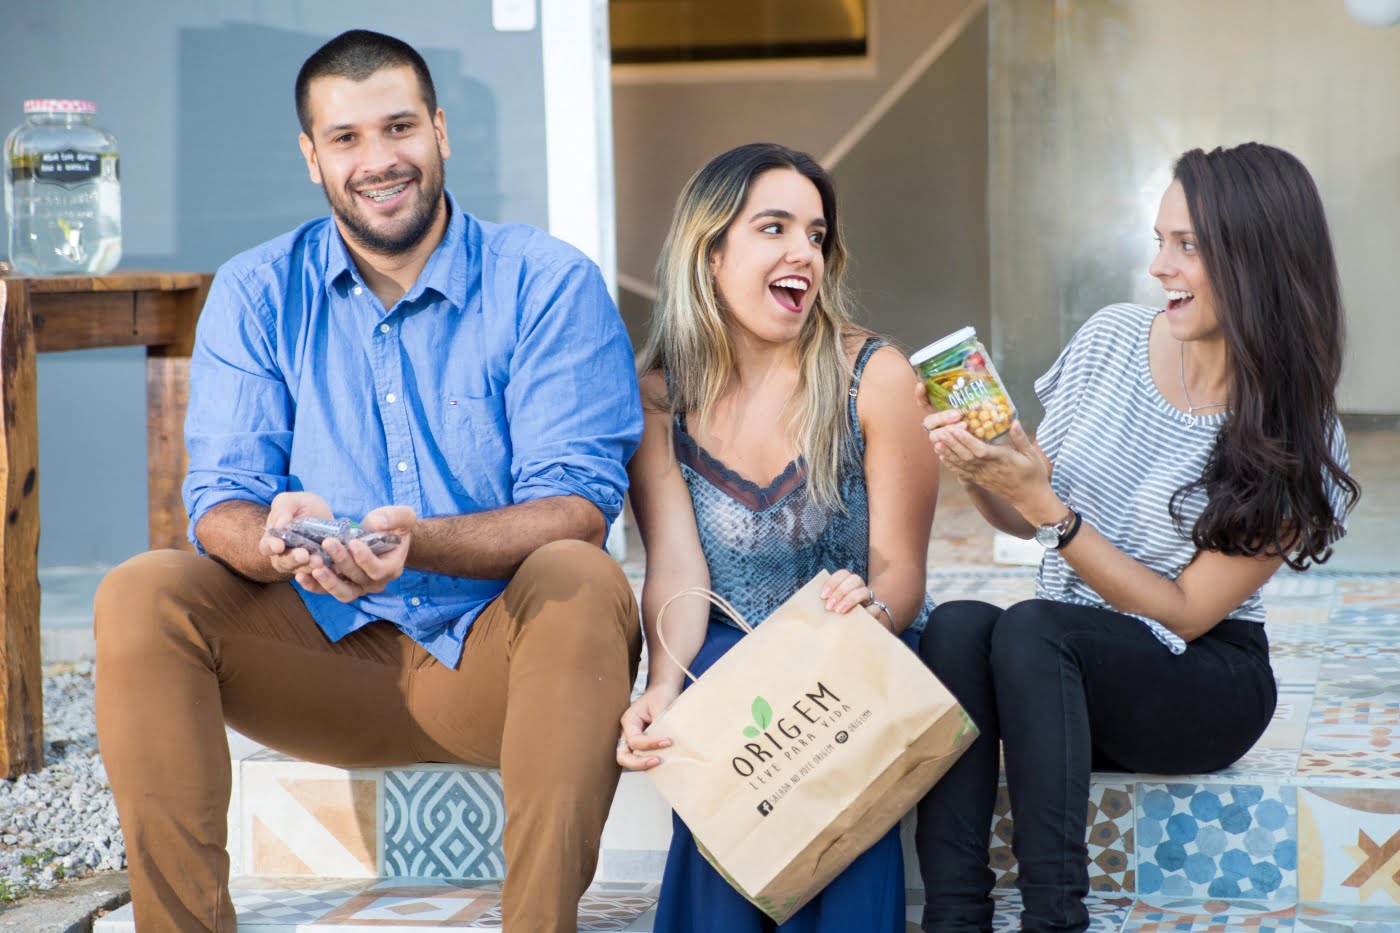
[913,143,1360,933]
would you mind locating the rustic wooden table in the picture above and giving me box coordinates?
[0,271,210,778]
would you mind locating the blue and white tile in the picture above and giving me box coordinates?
[986,889,1132,932]
[1135,783,1297,903]
[384,766,507,880]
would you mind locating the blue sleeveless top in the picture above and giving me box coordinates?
[672,337,932,634]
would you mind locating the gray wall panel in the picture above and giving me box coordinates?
[1,2,547,566]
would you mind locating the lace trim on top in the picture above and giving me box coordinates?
[672,423,806,512]
[670,336,883,513]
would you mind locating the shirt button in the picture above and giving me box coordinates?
[385,393,396,403]
[353,286,363,296]
[410,597,422,606]
[397,461,408,472]
[379,323,391,334]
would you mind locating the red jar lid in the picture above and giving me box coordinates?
[23,99,97,115]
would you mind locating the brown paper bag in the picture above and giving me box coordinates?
[643,571,978,922]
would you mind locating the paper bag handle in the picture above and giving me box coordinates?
[655,586,754,684]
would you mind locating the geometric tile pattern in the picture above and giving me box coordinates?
[986,889,1135,932]
[1213,747,1303,780]
[96,884,1400,932]
[1294,901,1400,931]
[991,783,1017,888]
[1123,898,1297,932]
[226,885,360,924]
[989,782,1134,893]
[385,768,508,880]
[315,880,501,926]
[473,885,660,930]
[1087,785,1136,894]
[1297,786,1400,907]
[96,879,662,931]
[1296,750,1400,780]
[239,758,381,877]
[913,571,1400,930]
[175,570,1400,933]
[1136,783,1298,903]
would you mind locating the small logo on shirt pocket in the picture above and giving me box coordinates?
[444,392,506,444]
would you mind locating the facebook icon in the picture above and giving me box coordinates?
[757,800,774,816]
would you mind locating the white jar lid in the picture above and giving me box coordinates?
[24,99,97,115]
[909,326,978,367]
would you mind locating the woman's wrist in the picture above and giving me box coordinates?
[1017,487,1070,528]
[644,673,685,696]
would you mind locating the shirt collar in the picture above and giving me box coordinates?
[322,191,470,312]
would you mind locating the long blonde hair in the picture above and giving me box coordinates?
[637,143,867,510]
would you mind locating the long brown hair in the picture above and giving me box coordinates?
[1170,143,1359,568]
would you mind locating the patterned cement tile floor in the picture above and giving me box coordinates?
[99,571,1400,931]
[98,882,1400,930]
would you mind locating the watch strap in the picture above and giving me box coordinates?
[1054,508,1083,550]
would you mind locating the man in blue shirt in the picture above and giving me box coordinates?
[93,30,643,933]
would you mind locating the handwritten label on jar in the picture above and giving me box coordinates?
[9,149,111,185]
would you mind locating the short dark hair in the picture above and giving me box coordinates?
[295,29,437,135]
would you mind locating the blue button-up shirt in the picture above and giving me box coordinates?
[182,196,643,667]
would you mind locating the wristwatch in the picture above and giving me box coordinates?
[1034,508,1083,550]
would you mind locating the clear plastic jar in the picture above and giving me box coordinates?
[909,326,1018,442]
[4,99,121,275]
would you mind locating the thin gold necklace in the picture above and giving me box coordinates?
[1179,341,1227,415]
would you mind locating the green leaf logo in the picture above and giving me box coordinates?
[742,696,773,739]
[752,697,773,730]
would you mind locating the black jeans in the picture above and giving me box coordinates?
[914,600,1275,933]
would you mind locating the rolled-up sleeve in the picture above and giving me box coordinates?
[181,266,294,549]
[504,258,642,524]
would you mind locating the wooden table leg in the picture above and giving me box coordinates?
[0,279,45,778]
[147,357,193,551]
[145,280,205,552]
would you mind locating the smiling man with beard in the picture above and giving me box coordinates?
[92,29,643,933]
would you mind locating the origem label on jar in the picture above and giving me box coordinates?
[947,378,993,409]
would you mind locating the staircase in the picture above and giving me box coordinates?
[95,568,1400,931]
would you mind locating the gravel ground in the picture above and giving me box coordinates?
[0,663,124,902]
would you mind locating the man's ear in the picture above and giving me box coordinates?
[433,108,451,161]
[298,133,323,185]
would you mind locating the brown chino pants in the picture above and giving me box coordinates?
[94,539,641,933]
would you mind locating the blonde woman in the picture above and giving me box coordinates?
[616,142,938,931]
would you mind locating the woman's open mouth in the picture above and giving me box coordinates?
[1165,288,1194,311]
[769,275,810,313]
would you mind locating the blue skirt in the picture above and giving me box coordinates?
[654,620,914,933]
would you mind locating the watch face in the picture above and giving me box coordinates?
[1035,525,1060,548]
